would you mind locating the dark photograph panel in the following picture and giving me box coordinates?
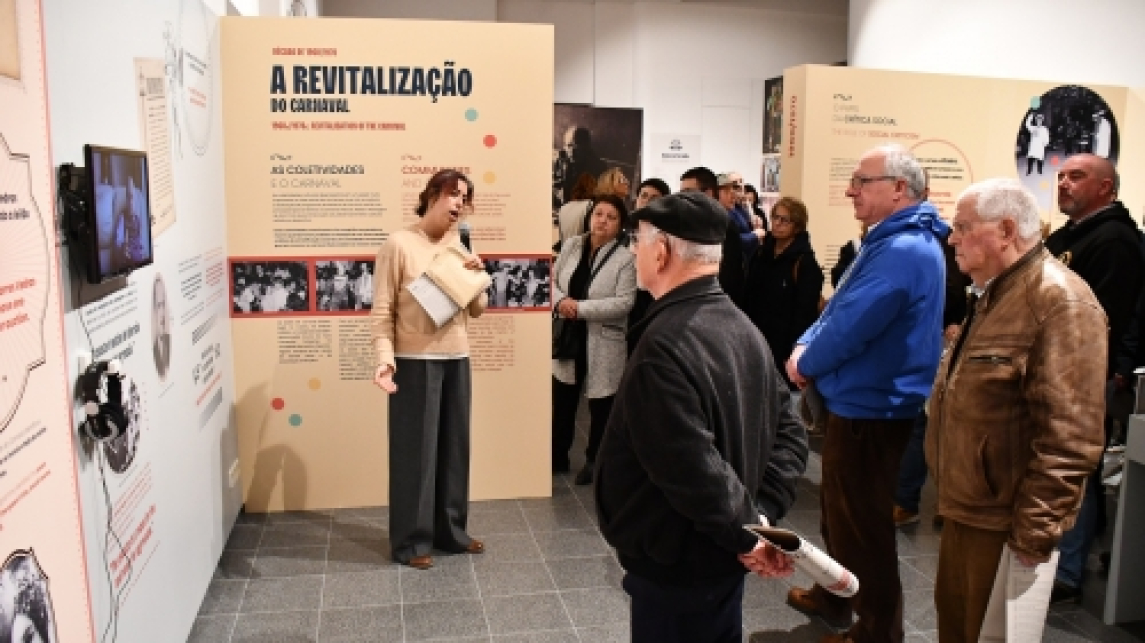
[552,105,643,214]
[315,260,374,312]
[231,261,310,314]
[763,76,784,154]
[484,258,551,310]
[0,550,57,643]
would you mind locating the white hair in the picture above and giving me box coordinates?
[875,145,926,200]
[958,178,1041,242]
[639,224,723,264]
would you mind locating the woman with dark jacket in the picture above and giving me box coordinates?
[744,197,824,388]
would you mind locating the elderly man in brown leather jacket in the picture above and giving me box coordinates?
[925,178,1106,643]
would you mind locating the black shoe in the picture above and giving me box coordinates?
[574,461,594,486]
[1050,580,1082,605]
[553,460,570,474]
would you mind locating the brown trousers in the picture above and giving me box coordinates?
[810,413,914,643]
[935,520,1009,643]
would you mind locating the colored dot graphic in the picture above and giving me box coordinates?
[483,171,497,184]
[465,108,479,121]
[271,398,285,410]
[289,414,303,427]
[308,378,322,390]
[483,134,497,148]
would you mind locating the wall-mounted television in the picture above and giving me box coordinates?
[80,145,154,283]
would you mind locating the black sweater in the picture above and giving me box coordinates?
[595,276,809,586]
[743,232,824,378]
[1046,202,1144,376]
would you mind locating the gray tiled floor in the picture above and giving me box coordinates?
[194,433,1145,643]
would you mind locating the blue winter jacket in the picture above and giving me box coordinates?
[797,202,950,419]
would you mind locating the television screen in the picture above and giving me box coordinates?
[83,145,153,283]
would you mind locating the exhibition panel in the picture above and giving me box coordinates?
[222,18,555,511]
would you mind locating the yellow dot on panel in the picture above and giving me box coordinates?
[483,171,496,184]
[308,378,322,390]
[1039,180,1049,190]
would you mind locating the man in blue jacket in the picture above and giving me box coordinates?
[785,145,949,643]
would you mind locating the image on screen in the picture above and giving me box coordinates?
[87,147,153,281]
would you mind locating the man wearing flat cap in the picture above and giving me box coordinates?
[595,191,809,642]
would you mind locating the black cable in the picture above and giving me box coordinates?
[97,448,133,643]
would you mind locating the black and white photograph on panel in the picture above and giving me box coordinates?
[0,550,58,643]
[761,154,781,194]
[315,259,374,313]
[484,256,552,310]
[230,260,310,315]
[763,75,784,154]
[552,104,643,214]
[1014,85,1119,213]
[103,376,144,474]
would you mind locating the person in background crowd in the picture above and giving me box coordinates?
[370,169,488,571]
[679,167,745,308]
[717,172,767,260]
[785,145,949,643]
[551,194,637,485]
[1044,153,1144,604]
[596,192,808,642]
[557,172,598,244]
[928,178,1106,642]
[1024,111,1050,175]
[744,184,769,232]
[830,223,868,288]
[597,167,632,203]
[634,178,671,211]
[628,178,672,352]
[744,197,823,389]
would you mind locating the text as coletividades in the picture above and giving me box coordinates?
[269,61,474,113]
[271,165,365,174]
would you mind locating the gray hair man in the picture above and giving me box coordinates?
[595,191,808,643]
[927,178,1106,642]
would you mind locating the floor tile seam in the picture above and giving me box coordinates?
[314,520,333,641]
[225,610,239,643]
[546,476,584,643]
[468,549,495,640]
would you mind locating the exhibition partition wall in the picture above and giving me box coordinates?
[222,18,554,510]
[0,1,94,641]
[781,65,1144,284]
[44,0,241,640]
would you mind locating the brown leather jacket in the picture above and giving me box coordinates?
[925,245,1106,561]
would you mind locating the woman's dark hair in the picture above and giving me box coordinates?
[570,173,597,201]
[638,178,671,199]
[744,184,765,213]
[772,196,809,233]
[590,193,630,230]
[416,169,474,217]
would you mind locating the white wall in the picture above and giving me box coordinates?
[850,0,1145,87]
[323,0,497,21]
[43,0,240,640]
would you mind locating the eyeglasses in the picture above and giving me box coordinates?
[627,228,664,247]
[848,175,899,190]
[770,213,793,225]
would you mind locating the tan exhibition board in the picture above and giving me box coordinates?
[781,65,1143,286]
[222,18,554,510]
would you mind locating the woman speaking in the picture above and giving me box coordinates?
[551,194,636,485]
[371,169,488,570]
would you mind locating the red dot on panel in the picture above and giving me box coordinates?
[483,135,497,148]
[271,398,285,410]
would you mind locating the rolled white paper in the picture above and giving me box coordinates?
[745,525,859,598]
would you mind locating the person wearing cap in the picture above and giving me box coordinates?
[679,166,746,307]
[784,145,949,643]
[718,171,767,259]
[595,191,809,642]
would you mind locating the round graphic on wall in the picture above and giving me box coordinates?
[102,376,144,474]
[178,0,215,156]
[0,549,58,643]
[151,273,172,381]
[1014,85,1119,212]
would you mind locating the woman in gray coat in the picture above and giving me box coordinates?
[552,194,637,485]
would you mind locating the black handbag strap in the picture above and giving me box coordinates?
[586,239,621,289]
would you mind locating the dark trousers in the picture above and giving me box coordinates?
[894,411,929,514]
[552,377,614,470]
[935,520,1008,643]
[1026,157,1044,175]
[623,572,744,643]
[388,358,473,563]
[811,413,914,643]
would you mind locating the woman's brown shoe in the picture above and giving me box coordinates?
[465,540,485,554]
[408,555,433,570]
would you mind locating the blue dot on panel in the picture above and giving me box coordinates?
[289,414,303,427]
[465,108,479,122]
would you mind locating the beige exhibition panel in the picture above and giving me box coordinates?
[781,65,1142,286]
[222,18,554,510]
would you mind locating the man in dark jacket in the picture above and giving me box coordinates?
[1044,153,1144,603]
[596,192,809,643]
[680,166,746,308]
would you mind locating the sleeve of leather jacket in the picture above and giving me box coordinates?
[625,356,761,555]
[755,380,809,523]
[1010,301,1107,561]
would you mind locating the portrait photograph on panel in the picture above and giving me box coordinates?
[763,76,784,154]
[151,273,172,381]
[0,550,57,643]
[552,105,643,214]
[231,260,310,314]
[103,376,144,474]
[315,259,374,312]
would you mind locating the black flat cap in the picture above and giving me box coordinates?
[631,192,729,244]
